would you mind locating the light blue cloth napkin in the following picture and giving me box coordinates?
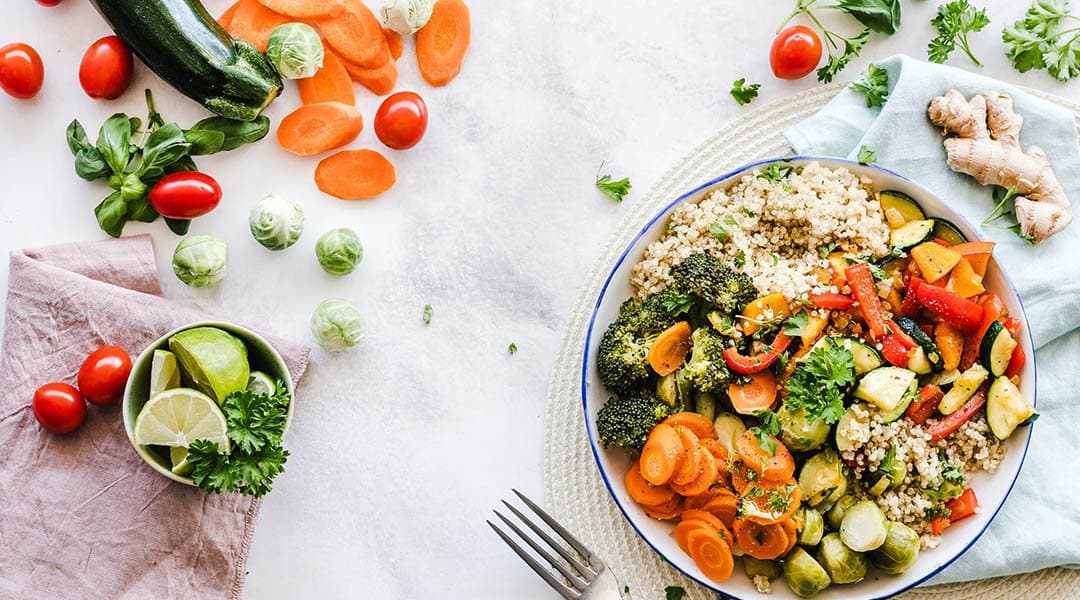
[786,54,1080,585]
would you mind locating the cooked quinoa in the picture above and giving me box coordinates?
[631,162,890,301]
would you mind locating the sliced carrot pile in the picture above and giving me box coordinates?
[661,412,717,440]
[671,427,702,486]
[416,0,471,86]
[384,28,403,60]
[639,423,683,486]
[298,46,356,106]
[277,102,363,156]
[670,448,717,497]
[642,495,684,521]
[343,58,399,96]
[625,460,676,507]
[702,490,738,528]
[318,0,390,68]
[315,149,396,199]
[225,0,291,52]
[255,0,334,19]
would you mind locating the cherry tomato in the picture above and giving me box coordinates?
[77,345,132,406]
[32,383,86,434]
[374,91,428,150]
[770,25,823,80]
[0,43,44,99]
[148,172,222,219]
[79,36,133,100]
[36,0,64,5]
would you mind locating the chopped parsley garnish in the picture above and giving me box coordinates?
[508,342,518,355]
[857,145,877,164]
[710,220,729,241]
[879,442,897,474]
[850,63,890,108]
[661,290,696,316]
[941,461,965,485]
[665,586,688,600]
[730,78,762,105]
[734,250,747,269]
[742,207,757,217]
[927,505,952,520]
[749,409,782,456]
[818,242,838,258]
[757,162,793,183]
[767,490,791,513]
[422,303,433,324]
[784,309,810,337]
[783,338,855,424]
[595,161,632,203]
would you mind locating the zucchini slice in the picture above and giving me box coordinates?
[840,500,888,552]
[925,368,961,389]
[834,405,863,452]
[805,335,883,375]
[879,190,926,224]
[987,376,1038,440]
[980,321,1018,377]
[713,411,747,456]
[939,363,989,414]
[890,219,936,251]
[932,218,968,246]
[895,316,944,372]
[855,367,917,419]
[906,347,933,375]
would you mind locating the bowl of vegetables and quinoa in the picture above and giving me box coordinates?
[582,158,1037,598]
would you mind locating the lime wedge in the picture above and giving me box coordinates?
[150,349,181,395]
[133,388,229,452]
[247,371,277,396]
[170,446,193,476]
[169,327,250,404]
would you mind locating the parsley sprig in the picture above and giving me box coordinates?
[857,145,877,164]
[595,161,632,203]
[850,63,889,108]
[779,0,901,82]
[783,338,855,424]
[929,0,991,66]
[1003,0,1080,81]
[749,409,782,455]
[730,78,761,105]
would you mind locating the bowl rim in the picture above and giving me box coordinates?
[121,320,295,486]
[579,156,1038,599]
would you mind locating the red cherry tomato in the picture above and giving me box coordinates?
[79,36,133,100]
[32,383,86,434]
[0,43,44,99]
[374,91,428,150]
[148,172,223,219]
[77,345,132,406]
[770,25,823,80]
[36,0,64,5]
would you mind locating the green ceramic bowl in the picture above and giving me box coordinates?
[122,321,294,485]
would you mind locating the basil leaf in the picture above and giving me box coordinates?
[66,120,92,154]
[74,148,111,181]
[165,217,191,235]
[96,114,133,176]
[189,115,270,151]
[137,123,191,179]
[836,0,901,35]
[94,192,128,238]
[184,129,226,156]
[118,173,148,201]
[166,155,199,174]
[125,195,159,223]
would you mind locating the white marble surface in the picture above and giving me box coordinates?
[2,1,1080,598]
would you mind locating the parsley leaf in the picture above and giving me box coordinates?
[850,63,890,108]
[1004,0,1080,80]
[879,442,896,473]
[929,0,990,66]
[784,309,810,336]
[595,161,632,203]
[730,78,762,105]
[783,338,855,424]
[857,145,877,164]
[508,342,518,355]
[817,28,872,83]
[661,290,696,316]
[941,461,966,484]
[749,409,781,456]
[757,162,793,183]
[422,304,433,325]
[734,250,747,269]
[665,586,688,600]
[818,242,838,258]
[710,220,729,241]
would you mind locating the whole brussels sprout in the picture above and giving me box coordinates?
[779,404,831,452]
[816,533,868,584]
[316,228,364,276]
[172,235,227,287]
[870,521,921,574]
[795,507,824,546]
[250,195,304,251]
[782,547,831,597]
[311,298,365,351]
[380,0,434,35]
[266,23,324,79]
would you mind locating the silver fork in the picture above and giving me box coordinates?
[488,489,627,599]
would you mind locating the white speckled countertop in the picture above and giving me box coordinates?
[2,1,1078,597]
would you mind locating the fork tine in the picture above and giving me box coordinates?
[488,520,581,600]
[512,489,602,569]
[493,510,589,590]
[501,500,596,581]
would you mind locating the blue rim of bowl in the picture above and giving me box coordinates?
[580,156,1038,599]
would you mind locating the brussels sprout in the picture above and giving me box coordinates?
[870,521,921,574]
[316,228,364,276]
[816,533,868,584]
[310,298,365,351]
[798,448,844,506]
[172,235,227,287]
[266,23,324,79]
[782,547,831,597]
[824,495,857,531]
[778,404,830,452]
[839,500,888,552]
[743,556,781,580]
[249,195,304,250]
[795,507,824,546]
[816,472,848,515]
[380,0,434,35]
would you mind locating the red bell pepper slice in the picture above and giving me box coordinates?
[927,384,988,442]
[960,294,1005,370]
[906,384,943,425]
[1004,344,1026,378]
[945,488,979,522]
[722,330,793,375]
[915,284,984,332]
[845,262,890,340]
[900,277,924,318]
[930,515,951,535]
[1003,316,1022,338]
[809,292,855,311]
[881,333,912,367]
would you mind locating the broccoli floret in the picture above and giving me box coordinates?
[670,253,758,314]
[682,326,735,393]
[596,296,678,396]
[596,392,673,450]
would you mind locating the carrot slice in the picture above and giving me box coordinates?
[728,370,779,415]
[255,0,334,19]
[625,460,676,507]
[416,0,471,86]
[217,1,240,29]
[729,459,755,495]
[225,0,291,52]
[670,449,718,497]
[738,478,801,525]
[671,428,702,486]
[735,430,795,482]
[343,57,398,96]
[681,509,729,538]
[277,102,363,156]
[686,528,735,582]
[384,27,403,60]
[318,0,390,68]
[734,518,789,560]
[647,321,692,376]
[661,412,717,440]
[675,520,708,554]
[703,490,739,528]
[640,424,683,486]
[642,495,683,521]
[315,149,396,200]
[298,46,356,106]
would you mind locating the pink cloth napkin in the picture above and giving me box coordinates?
[0,235,309,599]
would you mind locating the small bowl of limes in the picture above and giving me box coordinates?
[122,321,294,486]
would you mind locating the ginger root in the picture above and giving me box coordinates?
[927,89,1072,243]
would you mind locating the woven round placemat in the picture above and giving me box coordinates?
[542,82,1080,599]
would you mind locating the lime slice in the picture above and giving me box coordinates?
[170,446,193,476]
[169,327,250,404]
[133,388,229,452]
[150,349,181,395]
[247,371,277,396]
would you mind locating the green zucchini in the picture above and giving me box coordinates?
[939,363,988,414]
[890,219,936,251]
[834,405,862,452]
[855,367,917,420]
[895,316,944,372]
[980,321,1018,377]
[89,0,282,121]
[987,376,1038,440]
[805,335,883,375]
[932,218,968,246]
[925,368,961,389]
[713,411,747,456]
[879,190,926,224]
